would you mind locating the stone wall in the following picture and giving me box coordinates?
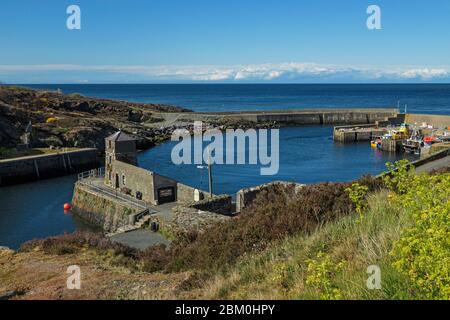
[162,108,398,125]
[236,181,304,213]
[0,148,99,186]
[190,195,233,215]
[177,182,208,203]
[168,205,231,234]
[71,182,139,233]
[412,148,450,168]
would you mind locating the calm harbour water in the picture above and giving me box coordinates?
[2,84,447,249]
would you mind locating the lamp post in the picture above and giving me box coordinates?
[197,146,213,198]
[208,147,213,198]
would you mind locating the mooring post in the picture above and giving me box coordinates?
[33,159,40,179]
[61,154,68,172]
[67,154,73,171]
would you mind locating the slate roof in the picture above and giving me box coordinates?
[105,131,135,142]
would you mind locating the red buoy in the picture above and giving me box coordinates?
[64,203,71,210]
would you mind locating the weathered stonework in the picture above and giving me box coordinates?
[190,195,233,215]
[0,148,99,186]
[169,205,231,234]
[72,182,139,233]
[236,181,305,213]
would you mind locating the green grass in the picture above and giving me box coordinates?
[157,226,177,242]
[205,191,415,299]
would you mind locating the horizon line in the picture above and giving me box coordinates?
[5,82,450,86]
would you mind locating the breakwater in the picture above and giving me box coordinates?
[0,148,99,186]
[160,108,399,125]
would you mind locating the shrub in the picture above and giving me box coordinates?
[356,175,385,192]
[388,166,450,300]
[139,244,170,273]
[305,251,346,300]
[166,182,354,272]
[345,183,369,221]
[20,232,138,258]
[383,159,415,194]
[46,117,58,123]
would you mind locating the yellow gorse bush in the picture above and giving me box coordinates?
[305,251,346,300]
[270,262,295,291]
[46,117,58,123]
[345,183,369,221]
[385,160,450,299]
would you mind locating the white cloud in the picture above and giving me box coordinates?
[397,68,449,80]
[0,63,449,82]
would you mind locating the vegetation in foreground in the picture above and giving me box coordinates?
[1,161,448,300]
[203,161,449,300]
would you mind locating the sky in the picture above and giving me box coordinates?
[0,0,450,83]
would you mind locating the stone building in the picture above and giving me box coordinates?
[104,131,206,205]
[105,131,138,168]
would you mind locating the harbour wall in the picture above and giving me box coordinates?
[0,148,99,186]
[71,182,139,233]
[333,124,387,143]
[165,108,399,125]
[412,148,450,170]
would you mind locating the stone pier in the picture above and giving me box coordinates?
[0,148,99,186]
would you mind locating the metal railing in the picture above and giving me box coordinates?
[76,166,157,226]
[77,171,154,213]
[78,167,105,181]
[78,179,149,210]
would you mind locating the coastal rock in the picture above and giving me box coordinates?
[0,291,21,300]
[128,110,150,123]
[0,86,190,150]
[73,101,94,113]
[0,246,14,257]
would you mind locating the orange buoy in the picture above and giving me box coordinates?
[64,203,71,210]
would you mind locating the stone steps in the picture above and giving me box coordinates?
[105,212,153,237]
[135,215,152,228]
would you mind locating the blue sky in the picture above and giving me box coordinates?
[0,0,450,83]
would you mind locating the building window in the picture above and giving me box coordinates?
[122,174,126,186]
[109,156,112,164]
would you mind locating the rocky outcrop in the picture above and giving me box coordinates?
[0,86,190,150]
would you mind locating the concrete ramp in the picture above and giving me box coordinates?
[110,229,170,250]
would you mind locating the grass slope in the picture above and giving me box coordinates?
[201,191,413,299]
